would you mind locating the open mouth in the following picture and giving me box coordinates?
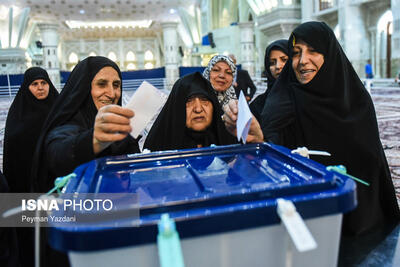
[99,98,114,105]
[300,69,315,75]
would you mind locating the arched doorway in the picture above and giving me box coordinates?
[377,10,393,78]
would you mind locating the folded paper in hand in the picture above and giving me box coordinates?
[236,91,252,143]
[124,81,166,138]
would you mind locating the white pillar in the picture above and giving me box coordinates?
[162,22,179,89]
[369,27,379,78]
[154,38,160,67]
[118,38,124,69]
[79,38,87,61]
[338,0,369,77]
[38,23,60,86]
[60,41,67,70]
[254,26,264,77]
[136,38,144,69]
[99,38,105,56]
[392,0,400,75]
[238,22,255,77]
[301,0,314,22]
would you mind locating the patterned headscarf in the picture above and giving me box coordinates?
[203,55,237,106]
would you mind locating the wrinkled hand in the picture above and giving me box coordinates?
[222,99,264,143]
[93,105,134,155]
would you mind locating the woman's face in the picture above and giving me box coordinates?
[209,61,233,92]
[186,95,213,132]
[269,49,288,79]
[292,39,324,84]
[29,79,50,100]
[91,66,121,110]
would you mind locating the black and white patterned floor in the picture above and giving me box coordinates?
[373,87,400,204]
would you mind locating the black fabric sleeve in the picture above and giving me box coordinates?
[44,125,95,178]
[111,135,141,155]
[44,124,140,178]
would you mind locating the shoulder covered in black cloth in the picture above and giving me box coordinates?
[144,72,237,151]
[31,56,139,192]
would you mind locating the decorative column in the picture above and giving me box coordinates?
[38,23,60,86]
[238,22,255,77]
[154,38,160,67]
[369,27,379,78]
[392,0,400,76]
[254,26,264,77]
[136,38,144,69]
[118,38,124,69]
[301,0,314,22]
[99,38,105,56]
[161,22,179,89]
[338,0,369,77]
[78,38,87,61]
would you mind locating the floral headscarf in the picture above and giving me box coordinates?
[203,55,237,106]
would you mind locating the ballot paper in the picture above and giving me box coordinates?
[124,81,166,138]
[236,91,253,143]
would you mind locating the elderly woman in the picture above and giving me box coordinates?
[250,39,289,122]
[144,72,238,151]
[31,56,140,193]
[261,21,399,236]
[203,55,237,107]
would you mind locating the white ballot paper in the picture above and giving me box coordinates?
[124,81,165,138]
[236,91,253,143]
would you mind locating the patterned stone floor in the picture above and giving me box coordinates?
[0,87,399,203]
[373,87,400,204]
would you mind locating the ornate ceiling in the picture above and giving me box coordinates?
[1,0,198,39]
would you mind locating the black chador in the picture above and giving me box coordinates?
[261,21,400,235]
[144,72,236,151]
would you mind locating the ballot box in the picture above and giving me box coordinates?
[48,143,356,267]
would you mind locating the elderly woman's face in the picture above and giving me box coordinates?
[269,49,288,79]
[292,39,324,84]
[91,66,121,110]
[186,95,213,132]
[29,79,50,100]
[209,61,233,92]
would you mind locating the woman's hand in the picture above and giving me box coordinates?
[93,105,134,155]
[222,100,264,143]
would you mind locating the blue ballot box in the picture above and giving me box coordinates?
[48,143,356,267]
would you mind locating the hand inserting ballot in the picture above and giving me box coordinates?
[222,99,264,143]
[93,104,134,154]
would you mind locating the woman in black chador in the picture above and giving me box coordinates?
[144,72,237,151]
[3,67,59,193]
[31,56,140,193]
[3,67,58,267]
[261,21,400,236]
[250,39,288,122]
